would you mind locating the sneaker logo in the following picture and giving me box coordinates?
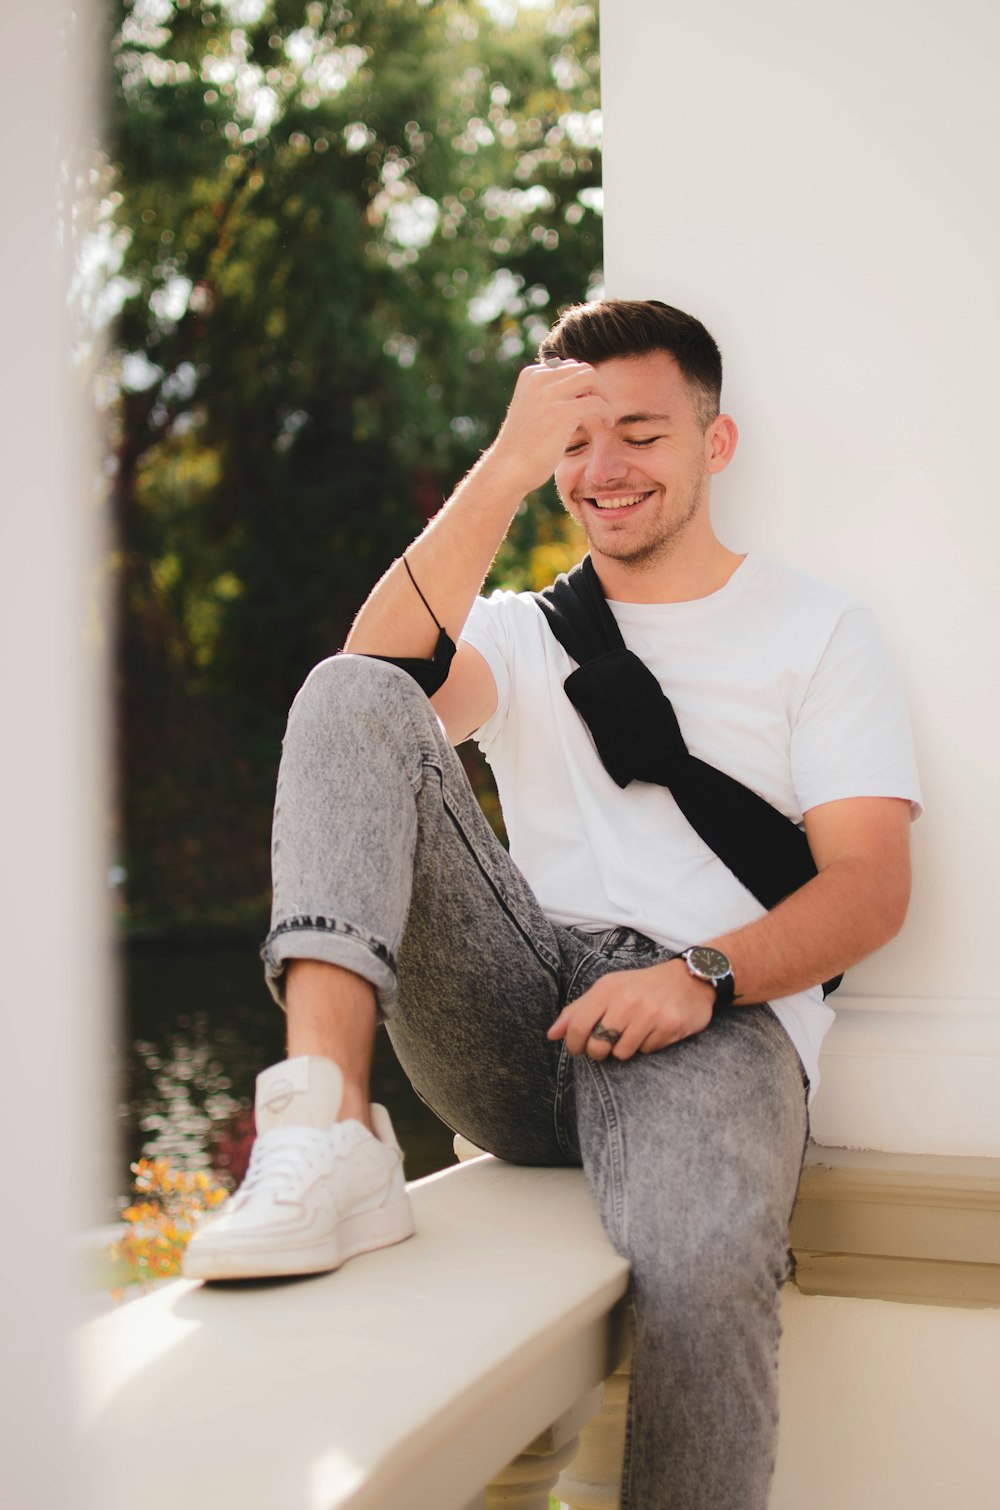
[265,1077,297,1114]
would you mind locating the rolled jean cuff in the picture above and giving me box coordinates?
[260,916,398,1019]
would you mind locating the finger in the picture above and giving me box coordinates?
[554,975,643,1057]
[521,363,614,432]
[635,1021,666,1054]
[567,1010,603,1056]
[585,1018,623,1060]
[547,997,601,1044]
[567,385,615,425]
[563,995,614,1057]
[606,1009,661,1060]
[530,359,609,403]
[534,356,593,373]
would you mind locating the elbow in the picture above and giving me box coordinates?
[880,899,909,950]
[872,865,912,950]
[837,852,911,957]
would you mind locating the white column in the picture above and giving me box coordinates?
[555,1360,629,1509]
[600,0,1000,1156]
[488,1391,603,1510]
[0,2,107,1507]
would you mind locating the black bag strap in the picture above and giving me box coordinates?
[534,556,841,997]
[356,555,456,696]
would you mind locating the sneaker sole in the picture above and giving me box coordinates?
[182,1196,416,1283]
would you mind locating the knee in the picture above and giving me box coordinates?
[281,655,441,784]
[289,653,425,732]
[295,650,415,702]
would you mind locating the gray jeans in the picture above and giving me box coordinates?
[262,655,810,1510]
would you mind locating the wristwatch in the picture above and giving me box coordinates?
[679,945,736,1010]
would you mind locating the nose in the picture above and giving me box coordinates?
[582,432,633,489]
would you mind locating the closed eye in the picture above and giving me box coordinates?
[565,434,663,454]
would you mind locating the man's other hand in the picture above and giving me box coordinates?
[547,958,715,1060]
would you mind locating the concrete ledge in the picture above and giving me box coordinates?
[77,1157,630,1510]
[790,1145,1000,1308]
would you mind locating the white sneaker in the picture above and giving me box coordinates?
[183,1055,415,1281]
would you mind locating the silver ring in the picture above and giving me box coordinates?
[590,1022,622,1045]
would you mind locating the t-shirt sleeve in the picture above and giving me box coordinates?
[791,605,923,818]
[459,592,514,748]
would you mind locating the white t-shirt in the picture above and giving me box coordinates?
[460,554,922,1095]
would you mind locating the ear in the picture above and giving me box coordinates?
[706,413,738,475]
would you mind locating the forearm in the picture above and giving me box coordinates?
[551,801,911,1061]
[343,449,529,659]
[709,853,910,1005]
[344,358,610,659]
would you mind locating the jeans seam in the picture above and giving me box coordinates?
[784,1079,813,1287]
[553,1043,577,1162]
[580,1056,627,1249]
[439,787,561,983]
[384,664,446,792]
[620,1289,639,1510]
[565,946,603,1000]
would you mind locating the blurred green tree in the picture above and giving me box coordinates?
[104,0,601,930]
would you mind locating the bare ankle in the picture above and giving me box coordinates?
[337,1088,374,1133]
[285,960,377,1125]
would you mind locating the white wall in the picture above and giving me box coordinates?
[775,1287,1000,1508]
[0,3,107,1506]
[600,0,1000,1154]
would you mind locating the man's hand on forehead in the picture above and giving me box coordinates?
[487,358,613,497]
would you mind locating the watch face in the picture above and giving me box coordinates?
[686,946,731,981]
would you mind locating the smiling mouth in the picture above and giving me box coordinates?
[584,491,654,511]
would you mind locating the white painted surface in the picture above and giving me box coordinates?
[0,3,107,1507]
[600,0,1000,1153]
[774,1286,1000,1508]
[78,1160,629,1510]
[811,996,1000,1154]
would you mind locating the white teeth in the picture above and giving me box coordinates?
[592,493,646,510]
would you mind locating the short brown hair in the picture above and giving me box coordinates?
[539,299,723,427]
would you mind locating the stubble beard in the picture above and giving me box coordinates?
[574,474,706,571]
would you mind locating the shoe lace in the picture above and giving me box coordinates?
[237,1126,333,1203]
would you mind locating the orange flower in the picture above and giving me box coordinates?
[110,1157,230,1286]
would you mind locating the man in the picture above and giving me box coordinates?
[184,300,920,1509]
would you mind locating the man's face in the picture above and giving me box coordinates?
[554,351,725,569]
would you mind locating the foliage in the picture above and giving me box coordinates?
[103,0,601,929]
[110,1155,229,1287]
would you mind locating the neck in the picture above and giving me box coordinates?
[589,525,745,605]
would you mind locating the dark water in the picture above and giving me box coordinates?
[118,939,457,1206]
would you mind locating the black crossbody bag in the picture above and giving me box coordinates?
[533,556,841,998]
